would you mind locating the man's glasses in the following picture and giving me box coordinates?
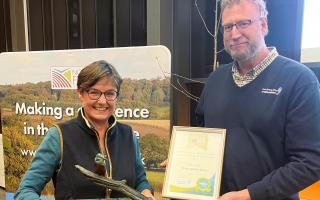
[86,88,118,101]
[221,18,261,33]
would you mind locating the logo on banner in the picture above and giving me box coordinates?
[50,67,82,89]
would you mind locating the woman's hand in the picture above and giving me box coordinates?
[141,189,155,200]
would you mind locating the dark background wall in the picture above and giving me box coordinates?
[0,0,11,52]
[25,0,147,51]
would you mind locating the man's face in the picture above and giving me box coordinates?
[221,0,268,62]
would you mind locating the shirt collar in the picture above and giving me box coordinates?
[232,47,279,87]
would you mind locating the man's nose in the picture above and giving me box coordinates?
[230,26,242,39]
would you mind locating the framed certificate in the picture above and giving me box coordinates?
[162,126,226,200]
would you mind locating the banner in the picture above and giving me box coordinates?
[0,46,171,199]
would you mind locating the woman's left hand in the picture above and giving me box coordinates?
[141,189,155,200]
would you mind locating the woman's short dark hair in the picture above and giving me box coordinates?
[77,60,122,93]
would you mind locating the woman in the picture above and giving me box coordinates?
[15,60,154,199]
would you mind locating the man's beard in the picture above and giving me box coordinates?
[225,41,261,62]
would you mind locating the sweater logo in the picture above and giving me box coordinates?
[261,87,282,95]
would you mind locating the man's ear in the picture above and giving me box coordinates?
[261,17,269,36]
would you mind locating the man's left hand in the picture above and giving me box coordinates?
[218,189,251,200]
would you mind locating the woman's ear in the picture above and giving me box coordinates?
[77,88,82,98]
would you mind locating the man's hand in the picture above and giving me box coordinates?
[218,189,251,200]
[160,159,168,168]
[141,189,155,200]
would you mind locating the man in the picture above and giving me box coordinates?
[196,0,320,199]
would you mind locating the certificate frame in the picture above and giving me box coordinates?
[162,126,226,200]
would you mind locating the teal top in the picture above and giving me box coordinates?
[14,127,151,200]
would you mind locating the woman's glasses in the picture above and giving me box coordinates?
[86,88,118,101]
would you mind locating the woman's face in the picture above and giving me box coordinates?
[78,77,117,126]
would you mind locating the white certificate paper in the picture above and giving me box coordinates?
[162,126,226,200]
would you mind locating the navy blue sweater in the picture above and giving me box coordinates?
[196,56,320,200]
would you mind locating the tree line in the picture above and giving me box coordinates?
[0,78,170,119]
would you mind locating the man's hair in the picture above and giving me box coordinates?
[220,0,268,18]
[77,60,123,93]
